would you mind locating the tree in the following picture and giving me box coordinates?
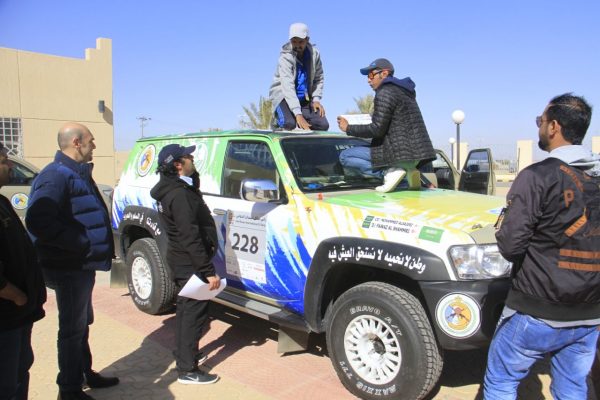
[348,94,374,115]
[240,96,273,129]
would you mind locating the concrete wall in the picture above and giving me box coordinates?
[0,38,115,185]
[517,140,533,172]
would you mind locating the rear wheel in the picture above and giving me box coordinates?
[326,282,442,400]
[126,238,175,314]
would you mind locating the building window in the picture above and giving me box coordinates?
[0,118,22,156]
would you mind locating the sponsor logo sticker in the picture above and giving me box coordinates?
[11,193,29,210]
[136,144,156,176]
[435,293,481,338]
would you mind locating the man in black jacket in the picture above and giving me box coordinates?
[150,144,220,385]
[337,58,435,192]
[0,142,46,400]
[483,94,600,399]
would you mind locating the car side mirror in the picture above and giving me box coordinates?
[240,179,279,203]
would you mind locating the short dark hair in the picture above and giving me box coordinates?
[156,161,179,177]
[546,93,592,145]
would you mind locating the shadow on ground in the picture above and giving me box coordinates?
[425,349,552,400]
[90,316,178,400]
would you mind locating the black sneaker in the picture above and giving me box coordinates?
[177,370,219,385]
[57,390,95,400]
[84,370,120,388]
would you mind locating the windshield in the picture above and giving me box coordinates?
[281,137,387,192]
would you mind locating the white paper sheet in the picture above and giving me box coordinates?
[178,275,227,300]
[339,113,372,125]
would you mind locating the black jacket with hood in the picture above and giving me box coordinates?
[0,195,46,331]
[150,172,217,278]
[347,76,435,168]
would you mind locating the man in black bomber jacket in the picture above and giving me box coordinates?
[484,94,600,400]
[150,143,220,385]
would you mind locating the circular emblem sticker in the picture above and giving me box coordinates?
[136,144,156,176]
[435,293,481,339]
[11,193,29,210]
[192,143,208,172]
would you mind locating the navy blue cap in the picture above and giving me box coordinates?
[360,58,395,75]
[158,144,196,165]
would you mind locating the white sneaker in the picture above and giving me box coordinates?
[376,168,406,192]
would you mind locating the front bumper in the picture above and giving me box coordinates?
[419,279,510,350]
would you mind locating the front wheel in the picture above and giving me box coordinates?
[326,282,443,400]
[126,238,175,314]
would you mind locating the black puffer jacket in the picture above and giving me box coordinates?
[347,77,435,168]
[150,173,217,278]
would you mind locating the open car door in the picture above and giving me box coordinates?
[458,148,496,195]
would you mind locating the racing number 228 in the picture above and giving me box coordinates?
[231,233,259,254]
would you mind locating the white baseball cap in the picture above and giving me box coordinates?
[289,22,309,39]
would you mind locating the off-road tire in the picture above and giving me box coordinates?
[326,281,443,400]
[126,238,175,314]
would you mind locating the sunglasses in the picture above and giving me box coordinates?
[535,116,550,128]
[367,70,384,80]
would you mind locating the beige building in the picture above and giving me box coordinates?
[0,38,116,185]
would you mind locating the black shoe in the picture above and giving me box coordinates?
[177,370,219,385]
[84,370,120,388]
[58,390,95,400]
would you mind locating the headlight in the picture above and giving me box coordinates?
[448,244,512,279]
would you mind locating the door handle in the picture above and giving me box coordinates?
[213,208,227,215]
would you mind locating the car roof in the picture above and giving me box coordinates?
[8,155,40,173]
[135,129,348,142]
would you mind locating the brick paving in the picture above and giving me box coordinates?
[28,272,580,400]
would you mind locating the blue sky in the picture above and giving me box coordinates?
[1,0,599,159]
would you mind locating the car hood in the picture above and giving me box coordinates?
[317,188,504,235]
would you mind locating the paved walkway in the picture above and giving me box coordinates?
[29,271,588,400]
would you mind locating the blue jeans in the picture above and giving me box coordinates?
[339,146,382,177]
[0,324,33,400]
[43,268,95,392]
[483,312,599,400]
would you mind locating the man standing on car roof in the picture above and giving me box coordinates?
[0,141,46,400]
[483,93,600,399]
[26,122,118,400]
[269,22,329,131]
[151,144,221,385]
[337,58,435,192]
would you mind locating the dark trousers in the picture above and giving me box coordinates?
[43,268,95,392]
[0,323,33,400]
[275,99,330,131]
[174,267,210,373]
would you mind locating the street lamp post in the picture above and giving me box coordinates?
[451,110,465,171]
[448,137,456,166]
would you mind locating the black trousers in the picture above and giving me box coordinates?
[174,267,210,373]
[275,99,329,131]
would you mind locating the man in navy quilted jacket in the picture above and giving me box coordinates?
[26,122,118,400]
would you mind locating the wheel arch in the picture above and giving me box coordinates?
[118,205,169,263]
[303,237,451,332]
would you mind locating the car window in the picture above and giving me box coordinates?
[281,137,383,192]
[463,150,490,173]
[222,141,280,199]
[10,159,37,185]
